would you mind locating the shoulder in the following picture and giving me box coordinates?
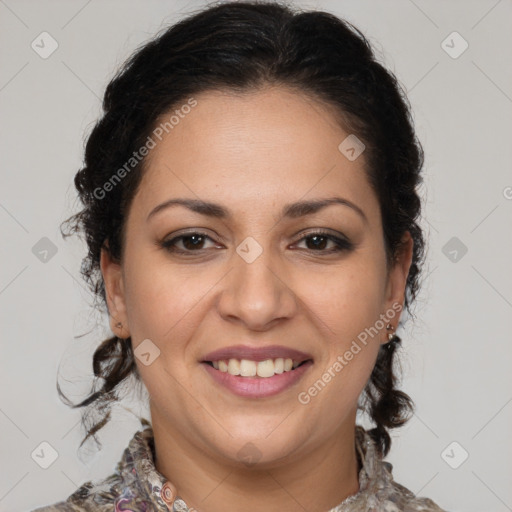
[30,424,167,512]
[385,477,449,511]
[354,426,449,512]
[30,474,123,512]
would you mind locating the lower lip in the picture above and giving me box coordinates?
[201,361,313,398]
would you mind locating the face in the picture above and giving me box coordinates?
[101,86,412,467]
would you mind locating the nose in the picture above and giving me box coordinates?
[216,248,298,331]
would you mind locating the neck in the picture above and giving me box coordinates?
[151,411,360,512]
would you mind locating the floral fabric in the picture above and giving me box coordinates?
[32,421,448,512]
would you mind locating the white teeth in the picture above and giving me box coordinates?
[227,358,240,376]
[256,359,275,378]
[274,358,284,374]
[240,359,257,377]
[211,357,306,378]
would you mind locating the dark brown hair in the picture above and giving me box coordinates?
[60,0,424,458]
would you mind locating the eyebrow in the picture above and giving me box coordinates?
[146,197,368,224]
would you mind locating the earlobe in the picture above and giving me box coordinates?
[100,245,129,338]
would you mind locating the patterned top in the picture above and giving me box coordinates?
[32,422,448,512]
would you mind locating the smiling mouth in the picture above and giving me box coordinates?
[203,358,313,378]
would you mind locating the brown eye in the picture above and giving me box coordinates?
[161,232,218,254]
[179,234,207,250]
[293,231,353,253]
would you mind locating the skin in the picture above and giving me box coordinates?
[101,86,413,512]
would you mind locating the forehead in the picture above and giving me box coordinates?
[132,86,379,224]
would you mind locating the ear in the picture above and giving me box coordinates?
[100,244,129,339]
[382,231,414,342]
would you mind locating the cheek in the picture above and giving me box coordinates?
[122,247,208,345]
[298,260,386,340]
[294,259,384,403]
[122,254,211,407]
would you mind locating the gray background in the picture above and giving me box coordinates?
[1,0,511,511]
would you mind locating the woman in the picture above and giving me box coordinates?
[33,1,448,511]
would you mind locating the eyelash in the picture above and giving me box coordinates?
[160,230,353,256]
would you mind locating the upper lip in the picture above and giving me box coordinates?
[201,345,313,363]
